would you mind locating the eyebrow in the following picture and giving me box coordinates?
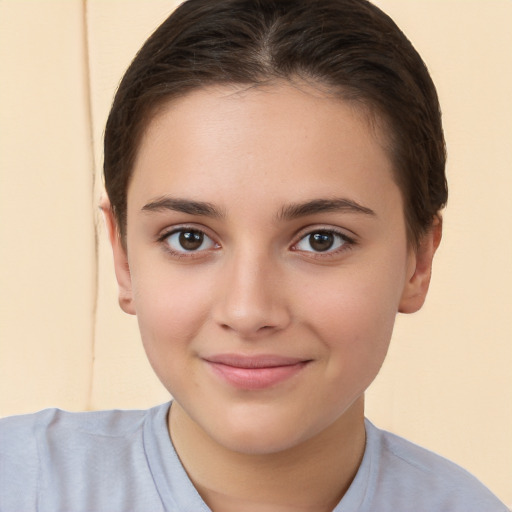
[141,195,375,220]
[277,198,376,220]
[141,196,224,218]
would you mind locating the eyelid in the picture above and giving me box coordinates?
[290,225,357,255]
[157,224,221,256]
[292,222,358,239]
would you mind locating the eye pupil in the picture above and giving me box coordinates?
[179,230,204,250]
[309,232,334,252]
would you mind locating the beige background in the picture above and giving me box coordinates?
[0,0,510,505]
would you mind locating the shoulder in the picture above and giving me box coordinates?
[0,406,150,459]
[0,410,42,510]
[364,420,508,512]
[0,404,170,511]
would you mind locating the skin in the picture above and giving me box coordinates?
[103,82,440,511]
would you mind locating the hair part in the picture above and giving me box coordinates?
[104,0,447,247]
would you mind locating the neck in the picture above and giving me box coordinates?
[169,398,366,512]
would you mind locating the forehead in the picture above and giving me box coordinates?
[128,83,400,217]
[140,82,386,156]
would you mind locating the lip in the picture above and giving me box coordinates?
[203,354,311,390]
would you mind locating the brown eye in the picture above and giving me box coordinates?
[179,230,204,250]
[164,229,217,253]
[309,232,334,252]
[294,230,351,254]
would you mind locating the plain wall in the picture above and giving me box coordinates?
[0,0,510,505]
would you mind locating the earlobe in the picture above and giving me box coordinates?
[99,196,136,315]
[398,216,442,314]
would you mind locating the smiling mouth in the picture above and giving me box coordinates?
[203,354,311,390]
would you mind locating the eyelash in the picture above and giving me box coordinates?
[291,228,356,258]
[156,226,356,259]
[157,225,219,258]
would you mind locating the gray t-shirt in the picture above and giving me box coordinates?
[0,402,507,511]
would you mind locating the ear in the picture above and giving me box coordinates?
[99,195,136,315]
[399,216,443,314]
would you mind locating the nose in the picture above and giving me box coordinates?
[213,249,291,339]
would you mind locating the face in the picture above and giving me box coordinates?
[108,83,436,455]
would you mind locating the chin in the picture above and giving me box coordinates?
[203,404,323,456]
[214,426,308,456]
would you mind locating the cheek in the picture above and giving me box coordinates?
[312,294,395,411]
[130,266,213,358]
[299,264,403,334]
[297,258,406,373]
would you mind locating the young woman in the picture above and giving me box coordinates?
[1,1,507,510]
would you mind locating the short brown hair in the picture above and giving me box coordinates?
[104,0,447,246]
